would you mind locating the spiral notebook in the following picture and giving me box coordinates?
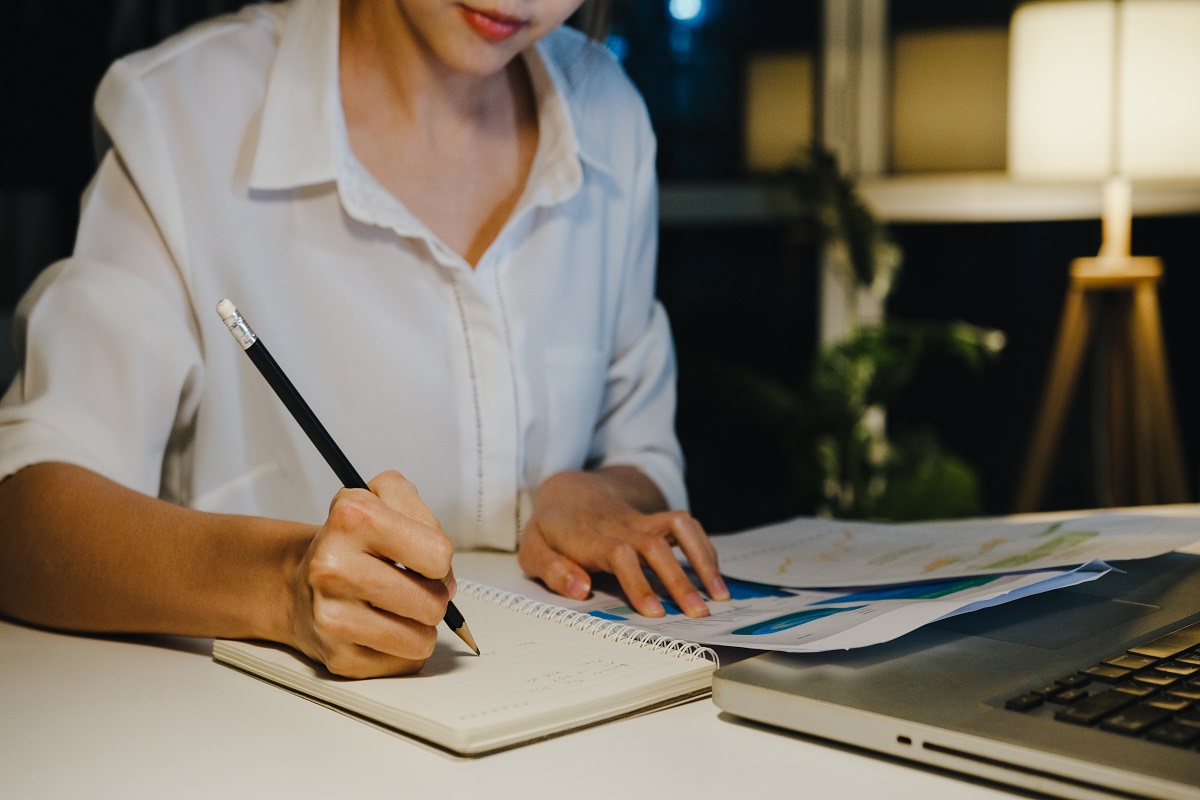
[212,581,718,755]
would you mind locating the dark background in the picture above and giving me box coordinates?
[2,0,1196,533]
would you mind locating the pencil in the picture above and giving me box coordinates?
[215,298,479,656]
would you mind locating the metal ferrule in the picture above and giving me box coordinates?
[222,309,258,350]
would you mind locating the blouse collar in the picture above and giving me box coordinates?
[247,0,611,203]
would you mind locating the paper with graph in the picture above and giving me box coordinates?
[712,512,1200,588]
[479,561,1113,652]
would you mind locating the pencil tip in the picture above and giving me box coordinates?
[458,623,480,655]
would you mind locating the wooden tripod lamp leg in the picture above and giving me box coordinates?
[1015,279,1094,513]
[1130,276,1190,502]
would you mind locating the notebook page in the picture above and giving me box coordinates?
[214,582,715,752]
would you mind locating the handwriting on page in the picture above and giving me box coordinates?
[524,659,631,692]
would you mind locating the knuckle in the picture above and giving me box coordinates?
[641,536,673,558]
[428,534,455,572]
[307,551,346,591]
[666,509,697,532]
[374,469,418,495]
[324,653,369,679]
[327,492,372,530]
[412,625,439,659]
[412,587,450,627]
[609,540,638,564]
[312,603,352,639]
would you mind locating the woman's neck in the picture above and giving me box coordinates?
[337,0,540,267]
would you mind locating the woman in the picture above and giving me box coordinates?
[0,0,728,678]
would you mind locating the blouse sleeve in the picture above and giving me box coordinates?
[0,126,203,496]
[588,125,689,512]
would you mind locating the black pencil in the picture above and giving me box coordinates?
[215,298,478,655]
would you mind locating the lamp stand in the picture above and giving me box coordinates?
[1014,254,1189,511]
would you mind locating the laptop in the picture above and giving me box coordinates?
[712,551,1200,800]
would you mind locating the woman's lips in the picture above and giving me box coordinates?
[458,5,527,42]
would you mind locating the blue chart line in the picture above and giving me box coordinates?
[723,577,793,601]
[732,605,867,636]
[812,575,998,605]
[587,574,792,622]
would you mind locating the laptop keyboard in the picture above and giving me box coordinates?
[1004,621,1200,748]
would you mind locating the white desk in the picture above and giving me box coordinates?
[0,551,1032,800]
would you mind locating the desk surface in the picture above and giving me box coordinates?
[0,551,1041,800]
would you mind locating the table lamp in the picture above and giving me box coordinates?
[1009,0,1200,511]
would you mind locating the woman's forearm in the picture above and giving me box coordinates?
[0,461,306,642]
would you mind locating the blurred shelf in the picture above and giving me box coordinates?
[658,181,802,226]
[660,172,1200,226]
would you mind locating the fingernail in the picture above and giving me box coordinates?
[711,576,730,601]
[564,573,591,600]
[682,592,709,617]
[641,597,666,617]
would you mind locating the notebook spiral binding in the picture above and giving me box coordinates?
[460,580,719,666]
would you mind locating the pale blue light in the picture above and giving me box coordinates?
[605,33,630,61]
[668,0,703,23]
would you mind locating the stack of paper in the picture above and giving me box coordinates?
[485,511,1200,653]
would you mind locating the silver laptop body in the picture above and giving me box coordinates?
[712,552,1200,800]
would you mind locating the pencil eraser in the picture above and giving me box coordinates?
[216,298,237,322]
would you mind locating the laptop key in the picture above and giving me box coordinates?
[1054,673,1091,689]
[1145,721,1200,747]
[1146,695,1192,713]
[1174,709,1200,728]
[1102,653,1159,671]
[1132,670,1181,688]
[1055,691,1137,725]
[1004,693,1044,712]
[1171,682,1200,701]
[1156,660,1200,677]
[1032,683,1063,698]
[1127,623,1200,660]
[1099,703,1175,735]
[1082,664,1131,684]
[1113,683,1157,698]
[1046,687,1089,705]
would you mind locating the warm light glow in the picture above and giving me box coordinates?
[743,52,814,172]
[891,27,1009,173]
[1009,0,1200,181]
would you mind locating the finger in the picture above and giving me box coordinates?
[306,548,449,628]
[517,527,592,600]
[368,471,456,581]
[352,558,452,628]
[352,605,440,662]
[368,470,441,529]
[659,511,729,601]
[634,532,710,617]
[326,488,453,581]
[605,542,666,617]
[324,643,428,680]
[632,528,708,616]
[308,598,439,677]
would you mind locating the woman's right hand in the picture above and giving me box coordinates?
[284,470,455,678]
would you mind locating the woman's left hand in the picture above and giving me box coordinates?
[517,467,730,618]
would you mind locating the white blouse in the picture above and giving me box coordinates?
[0,0,686,551]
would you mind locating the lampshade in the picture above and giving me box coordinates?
[1009,0,1200,182]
